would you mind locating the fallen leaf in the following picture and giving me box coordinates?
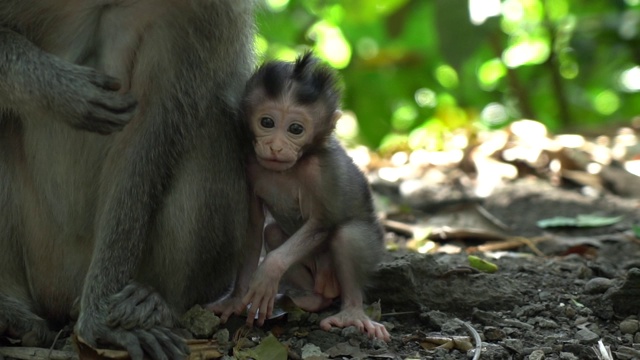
[537,215,623,228]
[233,334,287,360]
[468,255,498,273]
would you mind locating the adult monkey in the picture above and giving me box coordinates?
[0,1,254,359]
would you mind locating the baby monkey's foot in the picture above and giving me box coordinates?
[319,307,390,341]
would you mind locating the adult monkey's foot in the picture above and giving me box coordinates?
[76,283,190,360]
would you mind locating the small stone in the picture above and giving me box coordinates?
[538,291,553,301]
[584,277,613,294]
[575,328,599,344]
[528,349,545,360]
[441,319,463,333]
[534,317,558,329]
[307,330,341,352]
[301,343,328,360]
[574,316,589,326]
[634,332,640,343]
[484,326,506,341]
[307,313,319,324]
[559,352,578,360]
[502,338,524,354]
[470,343,510,359]
[367,338,388,351]
[564,306,576,319]
[419,310,450,329]
[610,268,640,316]
[340,326,361,338]
[616,345,640,359]
[620,318,640,334]
[287,308,309,322]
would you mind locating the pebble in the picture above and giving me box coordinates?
[503,318,534,330]
[340,326,360,338]
[564,306,576,318]
[301,343,328,360]
[616,345,640,359]
[484,326,506,341]
[502,338,524,354]
[441,319,464,333]
[534,317,558,329]
[574,316,589,326]
[575,328,599,344]
[620,318,639,334]
[528,349,545,360]
[469,343,510,359]
[559,352,578,360]
[538,291,553,301]
[584,277,613,294]
[635,332,640,343]
[419,310,450,329]
[307,313,319,324]
[306,330,341,352]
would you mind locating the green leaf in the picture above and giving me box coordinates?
[633,225,640,239]
[234,334,287,360]
[537,215,624,228]
[468,255,498,273]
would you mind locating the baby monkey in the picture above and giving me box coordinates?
[209,53,389,340]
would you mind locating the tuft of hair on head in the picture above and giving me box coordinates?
[243,51,342,112]
[291,51,341,112]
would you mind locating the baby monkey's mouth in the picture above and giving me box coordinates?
[257,156,295,171]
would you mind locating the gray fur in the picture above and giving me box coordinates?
[0,1,255,359]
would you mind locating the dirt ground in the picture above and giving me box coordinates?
[2,182,640,360]
[206,179,638,360]
[241,180,640,360]
[155,179,640,360]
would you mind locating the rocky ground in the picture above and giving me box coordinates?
[238,180,640,360]
[27,180,636,360]
[2,121,640,359]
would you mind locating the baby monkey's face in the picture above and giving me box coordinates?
[250,99,315,172]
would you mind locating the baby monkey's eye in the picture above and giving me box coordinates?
[288,123,304,135]
[260,117,275,128]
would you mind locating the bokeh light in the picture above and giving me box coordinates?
[435,65,459,89]
[414,88,437,108]
[266,0,289,12]
[308,21,351,69]
[620,66,640,92]
[593,90,620,115]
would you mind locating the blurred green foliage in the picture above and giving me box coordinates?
[256,0,640,150]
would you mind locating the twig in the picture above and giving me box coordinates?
[382,219,415,237]
[593,339,613,360]
[380,311,418,317]
[461,321,482,360]
[467,236,550,256]
[48,326,70,360]
[474,204,511,232]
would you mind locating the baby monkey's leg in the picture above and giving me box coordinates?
[263,222,336,312]
[319,220,390,341]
